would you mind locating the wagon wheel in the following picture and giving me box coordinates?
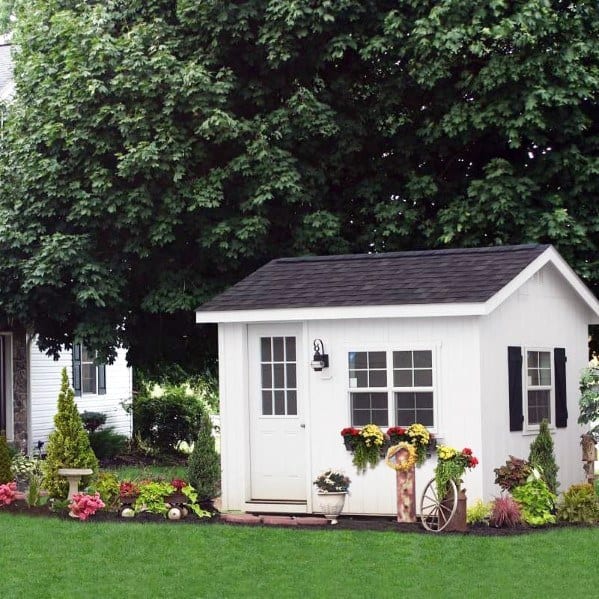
[419,478,458,532]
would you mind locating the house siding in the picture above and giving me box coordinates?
[480,263,590,499]
[29,345,132,451]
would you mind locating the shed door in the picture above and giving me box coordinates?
[249,325,306,501]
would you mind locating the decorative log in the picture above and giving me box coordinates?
[396,466,416,523]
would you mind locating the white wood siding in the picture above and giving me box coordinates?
[29,345,132,450]
[480,263,591,499]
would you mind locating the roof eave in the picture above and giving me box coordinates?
[195,302,487,324]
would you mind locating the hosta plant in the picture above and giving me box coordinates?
[490,495,522,528]
[511,478,556,526]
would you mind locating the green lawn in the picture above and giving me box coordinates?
[104,464,188,482]
[1,514,597,598]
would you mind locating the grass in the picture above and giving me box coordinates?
[104,464,188,482]
[1,515,598,598]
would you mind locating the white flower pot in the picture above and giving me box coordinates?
[315,492,347,525]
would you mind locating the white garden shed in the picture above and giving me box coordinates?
[196,245,599,515]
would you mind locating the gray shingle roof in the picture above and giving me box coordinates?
[197,244,550,312]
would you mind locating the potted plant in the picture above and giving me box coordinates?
[313,469,351,524]
[434,445,479,531]
[340,424,385,472]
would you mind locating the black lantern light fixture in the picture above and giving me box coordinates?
[310,339,329,371]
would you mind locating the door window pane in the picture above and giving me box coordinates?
[260,336,297,416]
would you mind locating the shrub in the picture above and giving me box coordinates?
[91,472,121,511]
[0,481,17,506]
[88,428,128,460]
[511,478,556,526]
[80,411,107,434]
[0,434,13,484]
[132,382,208,454]
[42,368,99,499]
[187,413,220,501]
[528,419,559,494]
[490,495,522,528]
[557,483,599,524]
[494,456,532,492]
[466,499,491,525]
[68,492,105,520]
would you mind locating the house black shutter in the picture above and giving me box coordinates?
[97,364,107,395]
[72,343,82,396]
[508,346,524,431]
[554,348,567,428]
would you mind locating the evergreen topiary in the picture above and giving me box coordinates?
[187,412,220,501]
[42,368,99,499]
[0,434,13,484]
[528,419,559,494]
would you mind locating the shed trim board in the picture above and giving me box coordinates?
[202,246,597,514]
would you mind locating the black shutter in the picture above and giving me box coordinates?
[72,343,82,396]
[97,364,107,395]
[508,346,524,431]
[554,348,567,428]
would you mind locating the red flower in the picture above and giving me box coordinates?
[387,427,406,437]
[462,447,473,456]
[341,427,360,437]
[469,457,479,468]
[171,478,187,492]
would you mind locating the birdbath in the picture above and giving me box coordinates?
[57,468,93,500]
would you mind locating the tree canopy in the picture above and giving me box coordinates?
[0,0,597,370]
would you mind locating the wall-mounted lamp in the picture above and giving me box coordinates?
[310,339,329,371]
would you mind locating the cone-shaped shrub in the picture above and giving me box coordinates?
[187,412,220,501]
[42,368,99,499]
[0,434,13,484]
[528,419,559,494]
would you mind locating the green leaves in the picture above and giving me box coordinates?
[0,0,597,369]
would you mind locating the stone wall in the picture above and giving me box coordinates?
[12,327,28,451]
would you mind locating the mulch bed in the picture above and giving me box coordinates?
[3,500,591,535]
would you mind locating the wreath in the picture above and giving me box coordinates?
[385,442,417,472]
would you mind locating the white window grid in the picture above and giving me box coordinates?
[524,347,553,428]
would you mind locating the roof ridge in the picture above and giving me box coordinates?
[274,244,550,265]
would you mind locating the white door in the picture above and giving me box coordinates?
[249,324,306,501]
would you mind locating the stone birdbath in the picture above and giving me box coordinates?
[58,468,93,500]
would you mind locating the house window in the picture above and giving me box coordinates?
[349,351,388,426]
[73,343,106,396]
[393,351,434,427]
[260,336,297,416]
[348,349,435,428]
[526,350,552,425]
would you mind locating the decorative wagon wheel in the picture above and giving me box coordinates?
[419,478,458,532]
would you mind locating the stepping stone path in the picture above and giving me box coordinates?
[221,513,328,527]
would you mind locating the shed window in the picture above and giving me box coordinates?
[348,349,435,428]
[260,336,297,416]
[526,350,552,425]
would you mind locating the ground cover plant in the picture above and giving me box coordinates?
[1,515,599,598]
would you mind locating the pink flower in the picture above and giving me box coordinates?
[68,492,105,520]
[0,482,17,506]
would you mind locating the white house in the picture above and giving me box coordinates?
[196,244,599,516]
[0,331,133,455]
